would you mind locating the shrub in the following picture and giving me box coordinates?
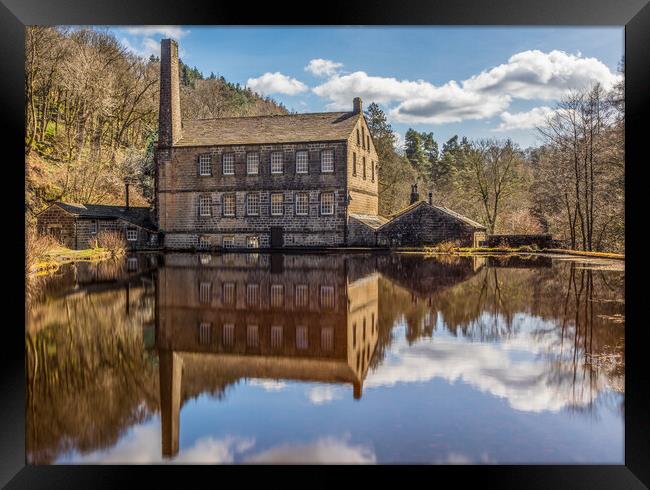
[433,240,461,253]
[93,230,126,257]
[26,227,60,273]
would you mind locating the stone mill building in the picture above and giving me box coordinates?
[153,38,486,250]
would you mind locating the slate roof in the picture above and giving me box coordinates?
[382,200,486,230]
[349,213,390,230]
[174,111,361,147]
[52,202,156,231]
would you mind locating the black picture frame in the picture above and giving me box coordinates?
[2,0,648,487]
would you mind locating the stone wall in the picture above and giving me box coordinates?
[36,206,76,248]
[346,114,379,215]
[347,216,377,246]
[376,203,481,247]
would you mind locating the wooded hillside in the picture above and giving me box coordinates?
[25,27,288,224]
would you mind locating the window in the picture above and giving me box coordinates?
[352,152,357,176]
[271,151,283,174]
[246,283,260,307]
[321,327,334,351]
[296,326,308,350]
[127,257,138,272]
[371,160,375,182]
[295,150,308,174]
[246,152,259,175]
[199,281,211,304]
[362,156,367,180]
[270,284,284,307]
[199,154,212,176]
[199,236,210,249]
[198,322,212,345]
[271,193,284,216]
[361,127,366,149]
[222,324,234,347]
[295,284,309,308]
[246,193,259,216]
[199,196,211,217]
[353,322,357,348]
[223,235,235,248]
[320,192,334,215]
[247,325,259,348]
[320,285,335,309]
[356,128,360,145]
[126,228,138,241]
[372,313,375,333]
[367,135,370,150]
[223,194,236,217]
[295,192,309,216]
[271,326,283,349]
[247,236,259,249]
[90,220,97,234]
[223,282,235,306]
[222,153,235,175]
[321,150,334,173]
[363,317,367,341]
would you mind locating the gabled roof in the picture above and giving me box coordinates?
[381,200,486,230]
[174,111,361,147]
[349,213,390,230]
[50,202,156,231]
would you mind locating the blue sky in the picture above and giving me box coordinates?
[110,26,623,148]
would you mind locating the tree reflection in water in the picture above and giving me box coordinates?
[25,252,624,463]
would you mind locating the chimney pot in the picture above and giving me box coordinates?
[353,97,362,114]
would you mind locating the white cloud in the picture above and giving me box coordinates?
[495,106,556,131]
[123,26,190,39]
[305,59,344,77]
[246,72,308,96]
[121,37,161,59]
[311,49,619,125]
[245,435,376,464]
[307,385,343,405]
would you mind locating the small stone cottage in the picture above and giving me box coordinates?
[36,202,158,250]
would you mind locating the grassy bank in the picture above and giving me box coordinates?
[29,246,116,276]
[422,243,624,260]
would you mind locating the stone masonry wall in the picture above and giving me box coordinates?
[346,115,379,216]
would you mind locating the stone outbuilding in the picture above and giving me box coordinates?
[348,200,486,248]
[36,202,158,250]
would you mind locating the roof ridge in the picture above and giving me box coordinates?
[186,111,353,122]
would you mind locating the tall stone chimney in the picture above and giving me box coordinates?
[353,97,362,114]
[410,183,420,205]
[159,39,182,147]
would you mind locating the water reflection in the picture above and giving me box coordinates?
[26,252,625,464]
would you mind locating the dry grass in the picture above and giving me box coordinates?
[26,228,61,274]
[92,230,126,257]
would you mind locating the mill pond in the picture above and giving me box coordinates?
[26,252,625,464]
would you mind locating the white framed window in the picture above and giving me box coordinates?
[222,153,235,175]
[296,326,308,350]
[321,327,334,351]
[320,192,334,215]
[321,149,334,173]
[246,193,259,216]
[271,193,284,216]
[199,236,210,249]
[198,322,212,345]
[247,236,259,248]
[270,284,284,307]
[271,326,283,349]
[90,220,97,234]
[320,285,335,309]
[126,228,138,241]
[246,283,260,306]
[199,195,212,217]
[295,150,309,174]
[271,151,283,174]
[222,194,236,217]
[223,282,235,305]
[295,192,309,216]
[199,281,211,304]
[246,152,259,175]
[247,325,259,348]
[199,154,212,176]
[295,284,308,308]
[223,235,235,248]
[222,323,235,347]
[127,257,138,271]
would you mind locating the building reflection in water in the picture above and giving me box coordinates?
[155,253,380,458]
